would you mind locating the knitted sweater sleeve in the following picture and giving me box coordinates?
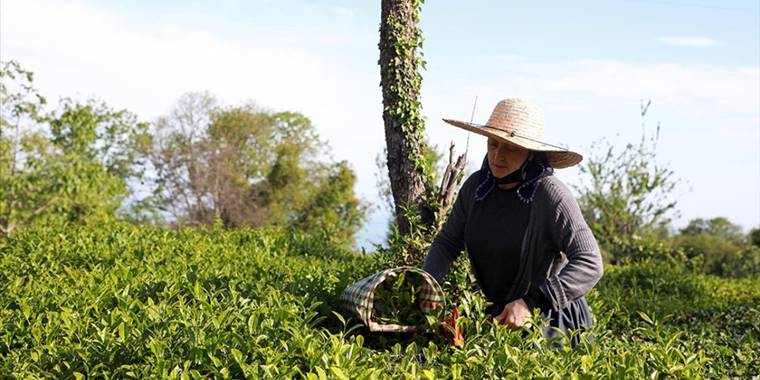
[422,174,474,284]
[538,179,604,311]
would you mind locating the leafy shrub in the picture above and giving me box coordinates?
[1,223,757,378]
[595,260,759,378]
[669,217,760,278]
[679,217,746,244]
[603,234,695,267]
[375,203,437,269]
[576,102,680,262]
[719,246,760,279]
[671,233,742,276]
[1,60,150,237]
[750,227,760,248]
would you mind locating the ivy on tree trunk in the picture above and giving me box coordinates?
[378,0,436,237]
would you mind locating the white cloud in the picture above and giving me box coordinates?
[424,58,759,127]
[2,1,758,244]
[494,53,524,62]
[659,36,722,48]
[331,6,357,19]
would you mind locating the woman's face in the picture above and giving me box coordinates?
[487,137,530,178]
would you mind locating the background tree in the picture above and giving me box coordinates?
[750,227,760,248]
[0,60,48,237]
[669,216,758,277]
[576,100,680,263]
[291,161,368,247]
[0,60,149,237]
[678,217,746,244]
[147,92,368,247]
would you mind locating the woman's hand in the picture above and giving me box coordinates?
[495,298,531,329]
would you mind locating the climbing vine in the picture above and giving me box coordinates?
[378,0,470,267]
[380,0,435,193]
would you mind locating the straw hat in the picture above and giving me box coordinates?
[443,98,582,169]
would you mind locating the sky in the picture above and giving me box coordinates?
[2,0,759,250]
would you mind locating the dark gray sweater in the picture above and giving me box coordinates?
[423,172,604,312]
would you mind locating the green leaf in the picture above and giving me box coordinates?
[118,321,126,341]
[330,367,350,380]
[332,311,346,326]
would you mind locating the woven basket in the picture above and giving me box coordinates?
[338,266,445,332]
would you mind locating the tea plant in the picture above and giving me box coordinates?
[1,222,757,378]
[372,272,433,328]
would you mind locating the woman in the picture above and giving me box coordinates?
[423,98,603,347]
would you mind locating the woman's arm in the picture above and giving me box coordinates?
[422,176,471,284]
[538,179,604,311]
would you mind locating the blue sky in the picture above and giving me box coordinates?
[2,0,759,249]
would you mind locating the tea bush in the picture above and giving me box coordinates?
[669,232,760,278]
[1,223,757,378]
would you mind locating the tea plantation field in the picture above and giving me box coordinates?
[1,223,757,378]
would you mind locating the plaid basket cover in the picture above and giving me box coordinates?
[338,266,445,332]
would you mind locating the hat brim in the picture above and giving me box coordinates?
[443,118,583,169]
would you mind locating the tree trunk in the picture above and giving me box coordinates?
[378,0,435,236]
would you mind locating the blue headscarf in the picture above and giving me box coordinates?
[474,152,554,203]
